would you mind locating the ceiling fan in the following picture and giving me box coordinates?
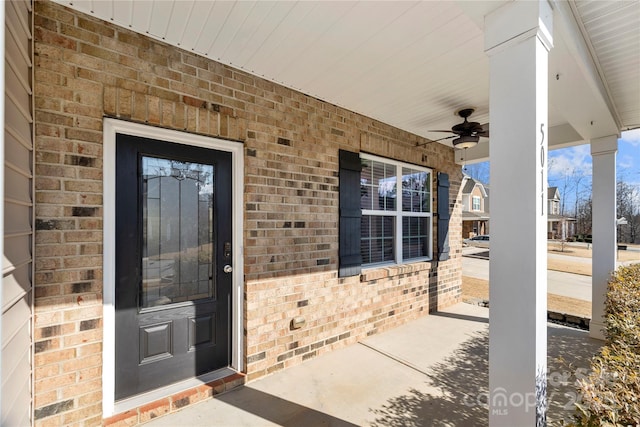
[419,108,489,149]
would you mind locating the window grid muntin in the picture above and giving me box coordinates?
[401,167,431,213]
[360,215,395,265]
[360,159,397,211]
[360,154,433,267]
[402,216,429,260]
[472,195,481,211]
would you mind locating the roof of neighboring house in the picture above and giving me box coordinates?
[462,176,488,197]
[462,211,490,221]
[548,186,560,200]
[548,214,576,222]
[462,177,477,194]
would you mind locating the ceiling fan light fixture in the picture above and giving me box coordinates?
[452,134,479,149]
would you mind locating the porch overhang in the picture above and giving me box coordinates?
[462,211,490,222]
[53,0,639,158]
[548,214,576,222]
[41,0,640,425]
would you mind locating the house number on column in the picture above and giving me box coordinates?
[540,123,545,216]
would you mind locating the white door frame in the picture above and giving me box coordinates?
[102,118,244,416]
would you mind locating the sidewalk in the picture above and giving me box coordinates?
[462,251,593,302]
[146,303,601,426]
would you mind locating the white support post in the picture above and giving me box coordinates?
[590,135,618,340]
[485,1,553,425]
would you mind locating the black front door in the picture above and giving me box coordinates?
[115,134,232,400]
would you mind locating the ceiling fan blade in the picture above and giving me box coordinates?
[416,134,456,147]
[424,111,487,143]
[432,135,457,142]
[477,123,490,137]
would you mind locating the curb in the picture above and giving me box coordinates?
[462,297,489,308]
[462,300,591,331]
[547,310,590,330]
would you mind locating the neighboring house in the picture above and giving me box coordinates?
[2,2,462,425]
[461,175,490,238]
[547,186,576,240]
[461,181,574,241]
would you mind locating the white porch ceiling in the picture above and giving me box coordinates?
[55,0,640,160]
[572,1,640,131]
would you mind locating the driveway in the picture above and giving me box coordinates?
[462,248,593,302]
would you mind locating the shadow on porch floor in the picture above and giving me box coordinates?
[146,303,601,426]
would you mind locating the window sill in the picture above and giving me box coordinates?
[360,260,434,282]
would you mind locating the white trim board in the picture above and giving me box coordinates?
[102,119,245,417]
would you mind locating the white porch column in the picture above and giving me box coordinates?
[590,135,618,340]
[485,1,553,425]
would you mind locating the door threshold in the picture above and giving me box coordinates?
[114,367,237,415]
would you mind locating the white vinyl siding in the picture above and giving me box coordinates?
[3,1,33,425]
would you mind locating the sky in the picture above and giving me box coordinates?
[464,128,640,216]
[547,128,640,213]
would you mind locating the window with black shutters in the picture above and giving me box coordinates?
[359,153,433,267]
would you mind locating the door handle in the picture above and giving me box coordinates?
[223,265,233,274]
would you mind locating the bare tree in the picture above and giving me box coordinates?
[462,162,489,184]
[617,181,640,243]
[548,165,590,218]
[576,196,592,237]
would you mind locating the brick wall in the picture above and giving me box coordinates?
[33,1,463,424]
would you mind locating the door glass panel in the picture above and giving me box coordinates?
[141,156,214,308]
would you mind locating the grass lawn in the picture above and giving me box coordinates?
[461,276,592,318]
[548,242,640,262]
[547,242,640,276]
[460,242,640,318]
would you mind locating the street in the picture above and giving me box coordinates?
[462,247,593,301]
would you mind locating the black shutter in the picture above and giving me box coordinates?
[339,150,362,277]
[437,172,450,261]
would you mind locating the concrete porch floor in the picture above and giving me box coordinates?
[146,303,601,426]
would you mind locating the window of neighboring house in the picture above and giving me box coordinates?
[472,196,481,211]
[359,154,432,266]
